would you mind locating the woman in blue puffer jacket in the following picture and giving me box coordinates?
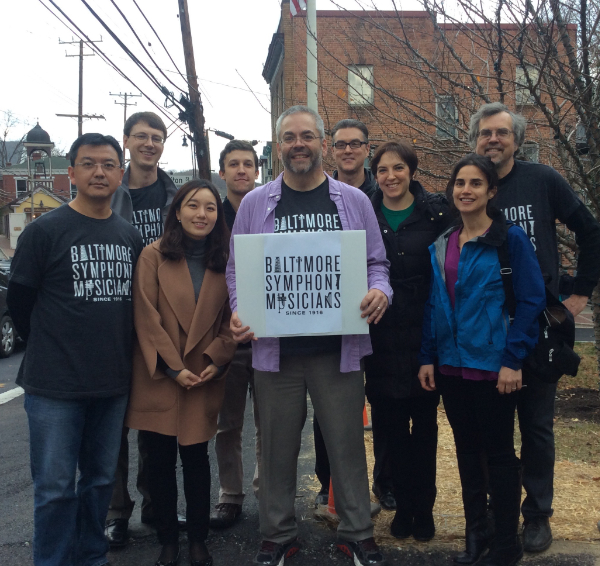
[418,154,545,566]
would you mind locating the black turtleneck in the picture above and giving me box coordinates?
[185,237,206,302]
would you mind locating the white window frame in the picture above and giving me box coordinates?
[436,96,458,139]
[348,65,374,107]
[70,181,77,200]
[15,177,28,197]
[516,65,539,106]
[521,142,539,163]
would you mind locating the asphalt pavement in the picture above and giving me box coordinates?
[1,347,599,565]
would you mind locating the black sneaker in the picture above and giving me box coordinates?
[253,539,300,566]
[336,537,386,565]
[523,517,552,553]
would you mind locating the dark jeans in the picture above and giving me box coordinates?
[141,431,210,545]
[518,371,557,520]
[370,393,439,516]
[314,413,393,494]
[25,392,128,566]
[438,374,520,468]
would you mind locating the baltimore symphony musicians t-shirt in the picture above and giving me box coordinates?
[129,177,167,246]
[11,204,143,399]
[275,178,342,356]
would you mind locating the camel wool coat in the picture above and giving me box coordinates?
[126,241,237,446]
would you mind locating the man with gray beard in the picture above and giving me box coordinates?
[226,106,392,566]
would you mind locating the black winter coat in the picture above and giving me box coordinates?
[365,181,451,401]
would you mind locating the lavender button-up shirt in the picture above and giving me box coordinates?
[226,173,393,373]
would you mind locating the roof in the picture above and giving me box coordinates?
[25,123,51,144]
[2,156,71,173]
[8,186,70,208]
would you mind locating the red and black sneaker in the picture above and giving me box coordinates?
[336,537,386,566]
[253,538,300,566]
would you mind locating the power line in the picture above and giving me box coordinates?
[78,0,174,102]
[60,38,103,136]
[128,0,212,105]
[108,0,188,97]
[39,0,188,140]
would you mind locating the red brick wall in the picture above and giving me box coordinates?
[267,5,576,190]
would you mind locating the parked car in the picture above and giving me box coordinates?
[0,270,17,357]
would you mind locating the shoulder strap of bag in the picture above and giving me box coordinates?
[497,239,517,321]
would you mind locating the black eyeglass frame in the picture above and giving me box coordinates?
[332,140,369,150]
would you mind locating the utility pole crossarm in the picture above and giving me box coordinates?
[60,38,103,136]
[110,92,142,130]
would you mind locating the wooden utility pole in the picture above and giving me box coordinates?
[60,38,102,136]
[110,92,142,129]
[110,92,142,153]
[177,0,211,180]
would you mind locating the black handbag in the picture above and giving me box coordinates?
[497,240,580,383]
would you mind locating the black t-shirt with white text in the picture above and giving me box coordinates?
[495,160,582,296]
[275,178,342,356]
[130,177,167,246]
[11,205,144,399]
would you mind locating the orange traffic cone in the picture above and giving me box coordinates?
[327,478,337,515]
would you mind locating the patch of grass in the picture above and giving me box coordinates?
[558,343,599,391]
[554,419,600,463]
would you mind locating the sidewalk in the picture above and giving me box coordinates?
[0,234,14,259]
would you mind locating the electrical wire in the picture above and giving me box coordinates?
[39,0,189,139]
[127,0,212,106]
[78,0,184,112]
[108,0,188,97]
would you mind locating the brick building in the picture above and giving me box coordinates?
[0,124,72,239]
[262,3,576,189]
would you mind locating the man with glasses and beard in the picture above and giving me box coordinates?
[470,102,600,554]
[226,105,392,566]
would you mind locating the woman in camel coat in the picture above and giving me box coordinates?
[127,179,237,566]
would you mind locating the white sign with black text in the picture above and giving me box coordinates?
[235,230,369,338]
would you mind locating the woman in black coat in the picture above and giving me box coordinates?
[365,141,451,541]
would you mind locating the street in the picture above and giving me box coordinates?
[1,348,598,565]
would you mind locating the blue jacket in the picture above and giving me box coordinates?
[420,213,546,372]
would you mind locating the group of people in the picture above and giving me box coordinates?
[7,101,600,566]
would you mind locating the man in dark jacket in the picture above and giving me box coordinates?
[314,118,393,511]
[471,102,600,552]
[209,140,261,530]
[331,119,377,198]
[106,112,178,547]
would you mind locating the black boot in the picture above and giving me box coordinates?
[478,466,523,566]
[454,453,491,565]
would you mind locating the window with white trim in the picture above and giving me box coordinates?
[348,65,374,106]
[521,142,539,163]
[516,65,539,105]
[436,96,458,138]
[16,178,28,197]
[70,182,77,200]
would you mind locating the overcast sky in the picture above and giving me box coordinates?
[1,0,416,176]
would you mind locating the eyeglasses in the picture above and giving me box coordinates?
[477,128,513,140]
[75,161,120,172]
[280,133,322,145]
[333,140,368,150]
[130,133,165,145]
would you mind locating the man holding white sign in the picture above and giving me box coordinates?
[226,106,392,566]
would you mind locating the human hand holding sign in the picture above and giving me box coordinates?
[360,289,388,324]
[231,311,257,343]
